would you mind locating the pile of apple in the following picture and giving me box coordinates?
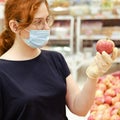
[88,38,120,120]
[88,72,120,120]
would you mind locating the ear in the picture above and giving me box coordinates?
[9,20,19,33]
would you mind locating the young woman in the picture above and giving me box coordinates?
[0,0,118,120]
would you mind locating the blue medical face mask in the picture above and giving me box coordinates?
[24,30,50,48]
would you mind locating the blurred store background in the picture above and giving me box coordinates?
[1,0,120,119]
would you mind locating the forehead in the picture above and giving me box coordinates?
[34,2,49,18]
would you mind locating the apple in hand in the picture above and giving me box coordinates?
[96,38,115,54]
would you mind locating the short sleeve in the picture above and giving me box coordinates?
[41,50,71,80]
[55,52,70,78]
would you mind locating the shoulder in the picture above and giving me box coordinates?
[42,50,64,60]
[42,49,62,56]
[42,50,68,68]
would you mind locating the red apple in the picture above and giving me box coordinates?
[114,102,120,109]
[95,97,104,105]
[103,109,111,120]
[97,83,107,92]
[111,114,120,120]
[111,108,118,116]
[112,96,120,105]
[104,88,116,97]
[114,88,120,95]
[96,38,115,54]
[96,111,103,119]
[97,104,108,111]
[104,95,112,105]
[95,89,104,97]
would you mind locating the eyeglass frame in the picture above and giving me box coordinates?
[16,15,54,30]
[30,15,54,30]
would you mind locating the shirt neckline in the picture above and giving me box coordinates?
[0,50,44,63]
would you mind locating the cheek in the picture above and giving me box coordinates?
[20,30,30,39]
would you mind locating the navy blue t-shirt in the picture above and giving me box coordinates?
[0,50,70,120]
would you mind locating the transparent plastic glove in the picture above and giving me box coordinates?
[86,47,118,80]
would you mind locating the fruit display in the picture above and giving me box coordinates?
[50,0,70,8]
[0,0,4,2]
[96,38,115,54]
[88,71,120,120]
[101,0,114,10]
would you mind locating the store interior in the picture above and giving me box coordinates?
[0,0,120,119]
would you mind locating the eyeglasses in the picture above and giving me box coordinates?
[31,15,54,29]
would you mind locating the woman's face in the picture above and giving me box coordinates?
[21,2,51,39]
[28,2,50,30]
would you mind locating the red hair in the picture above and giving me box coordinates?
[0,0,49,55]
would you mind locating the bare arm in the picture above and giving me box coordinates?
[65,48,118,117]
[66,74,97,116]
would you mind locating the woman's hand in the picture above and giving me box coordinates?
[86,47,118,80]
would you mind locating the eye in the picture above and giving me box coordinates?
[33,19,43,25]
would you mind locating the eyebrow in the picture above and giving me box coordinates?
[33,18,43,21]
[34,15,50,20]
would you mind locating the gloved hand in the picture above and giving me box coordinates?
[86,47,118,80]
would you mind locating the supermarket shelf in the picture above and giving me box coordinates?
[48,39,69,46]
[54,15,74,20]
[78,35,120,40]
[76,16,120,53]
[0,3,4,19]
[78,35,107,40]
[50,35,71,40]
[79,14,120,20]
[49,15,74,54]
